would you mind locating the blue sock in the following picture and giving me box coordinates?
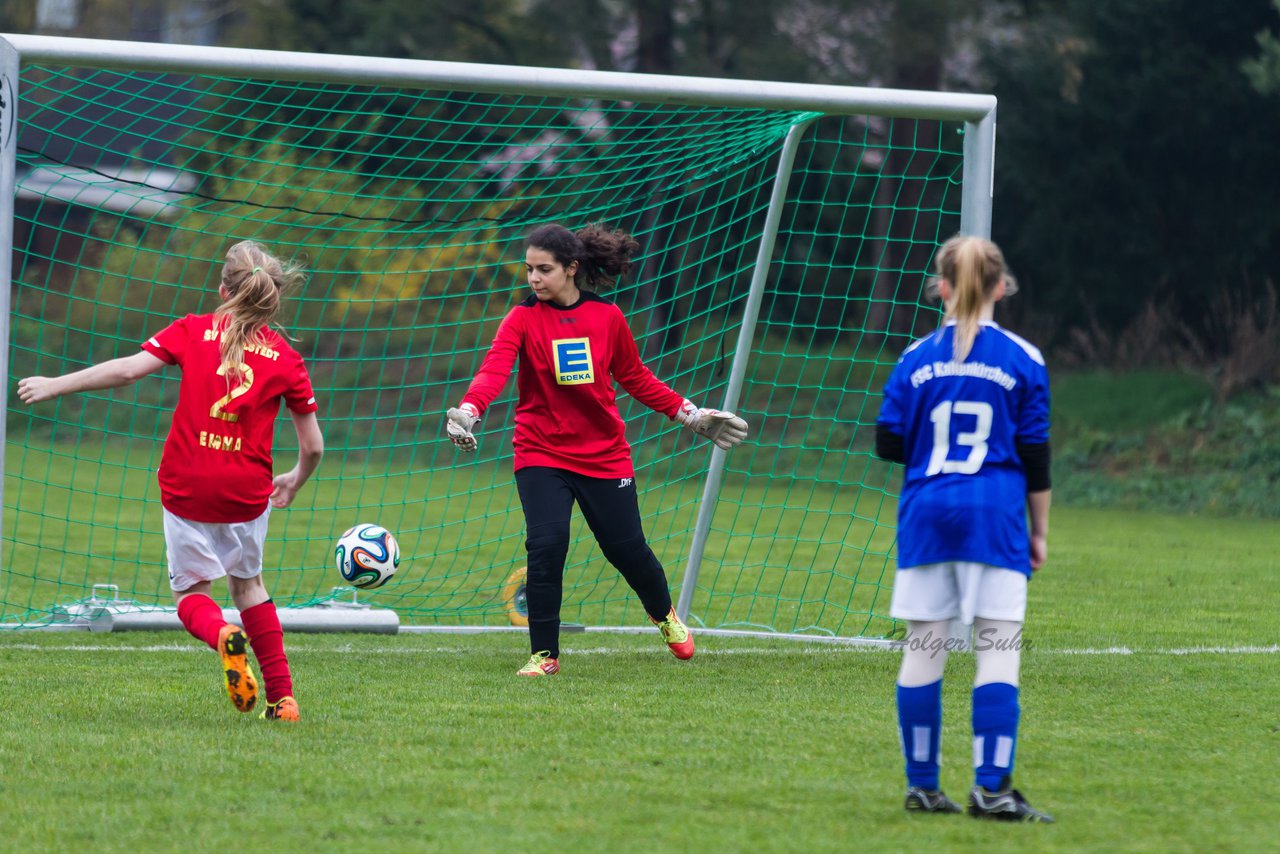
[972,682,1020,791]
[897,680,943,790]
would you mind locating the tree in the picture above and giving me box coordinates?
[866,0,956,339]
[985,0,1280,353]
[234,0,561,64]
[218,0,1006,346]
[1243,0,1280,94]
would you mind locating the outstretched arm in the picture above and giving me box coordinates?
[445,311,521,453]
[606,309,749,450]
[18,351,168,403]
[271,411,324,508]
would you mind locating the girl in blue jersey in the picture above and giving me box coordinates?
[875,235,1054,822]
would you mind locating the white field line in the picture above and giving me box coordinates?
[0,643,1277,656]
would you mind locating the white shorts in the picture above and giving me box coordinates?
[163,507,270,592]
[889,562,1028,625]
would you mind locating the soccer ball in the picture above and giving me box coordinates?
[335,523,400,589]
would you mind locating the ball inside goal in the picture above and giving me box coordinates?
[335,523,400,589]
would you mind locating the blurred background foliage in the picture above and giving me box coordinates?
[4,0,1280,393]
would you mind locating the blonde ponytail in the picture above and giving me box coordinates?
[216,240,304,379]
[932,235,1013,362]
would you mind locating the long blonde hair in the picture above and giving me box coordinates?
[216,240,304,379]
[930,235,1016,362]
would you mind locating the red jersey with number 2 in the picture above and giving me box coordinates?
[461,292,684,478]
[142,313,318,523]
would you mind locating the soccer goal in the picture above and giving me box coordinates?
[0,34,996,640]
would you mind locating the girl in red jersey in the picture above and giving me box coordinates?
[445,223,749,676]
[18,240,323,721]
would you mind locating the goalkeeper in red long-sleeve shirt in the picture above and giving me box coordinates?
[446,222,749,676]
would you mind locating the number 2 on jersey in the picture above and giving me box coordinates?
[925,400,992,475]
[210,363,254,422]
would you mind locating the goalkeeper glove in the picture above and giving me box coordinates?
[446,403,480,452]
[675,399,749,450]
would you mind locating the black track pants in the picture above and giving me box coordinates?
[515,466,673,657]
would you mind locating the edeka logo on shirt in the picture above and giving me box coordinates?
[553,338,594,385]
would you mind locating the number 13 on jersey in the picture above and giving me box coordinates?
[925,400,993,475]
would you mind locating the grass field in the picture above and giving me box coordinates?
[1,505,1276,852]
[0,434,902,638]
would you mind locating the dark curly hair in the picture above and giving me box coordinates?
[526,222,641,291]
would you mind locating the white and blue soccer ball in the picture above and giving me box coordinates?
[335,523,400,589]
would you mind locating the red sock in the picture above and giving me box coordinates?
[240,600,293,703]
[176,593,226,650]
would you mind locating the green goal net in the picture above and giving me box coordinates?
[2,43,974,639]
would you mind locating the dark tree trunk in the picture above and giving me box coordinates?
[868,0,950,340]
[632,0,685,359]
[636,0,675,73]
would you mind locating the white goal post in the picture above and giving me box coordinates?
[0,34,995,639]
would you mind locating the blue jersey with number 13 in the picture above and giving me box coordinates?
[877,320,1050,576]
